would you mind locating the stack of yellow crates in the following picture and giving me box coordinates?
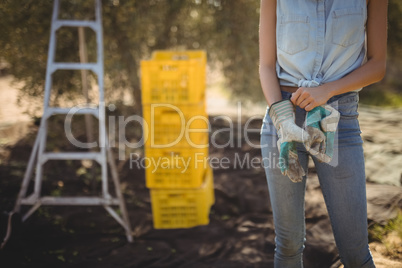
[140,50,214,229]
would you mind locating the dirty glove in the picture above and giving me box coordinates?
[276,139,304,182]
[269,100,323,182]
[305,104,340,163]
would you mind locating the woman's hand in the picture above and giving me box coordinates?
[290,85,333,111]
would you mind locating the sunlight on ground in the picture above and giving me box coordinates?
[206,67,266,118]
[0,76,33,145]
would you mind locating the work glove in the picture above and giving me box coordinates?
[304,104,340,163]
[269,100,324,182]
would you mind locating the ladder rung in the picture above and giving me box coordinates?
[51,63,99,73]
[42,152,102,163]
[21,196,119,206]
[54,20,99,30]
[45,107,99,118]
[21,193,37,204]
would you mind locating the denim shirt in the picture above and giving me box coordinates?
[276,0,367,90]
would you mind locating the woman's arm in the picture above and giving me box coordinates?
[259,0,282,106]
[291,0,388,111]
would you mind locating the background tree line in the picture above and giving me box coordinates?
[0,0,401,113]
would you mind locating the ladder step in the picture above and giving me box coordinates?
[51,63,99,73]
[54,20,99,30]
[21,196,119,206]
[42,152,102,163]
[45,107,99,118]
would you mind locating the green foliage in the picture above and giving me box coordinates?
[360,85,402,107]
[369,211,402,259]
[387,1,402,60]
[369,211,402,242]
[0,1,52,100]
[0,0,262,111]
[0,0,401,109]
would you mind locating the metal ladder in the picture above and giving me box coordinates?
[13,0,133,242]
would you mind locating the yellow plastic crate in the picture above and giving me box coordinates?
[150,167,214,229]
[142,103,209,149]
[140,50,206,104]
[151,50,206,62]
[144,146,209,188]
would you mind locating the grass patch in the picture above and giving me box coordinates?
[369,210,402,260]
[359,89,402,107]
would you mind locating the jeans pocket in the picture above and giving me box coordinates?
[329,93,359,120]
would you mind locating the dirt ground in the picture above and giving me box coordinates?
[0,119,336,268]
[0,75,401,268]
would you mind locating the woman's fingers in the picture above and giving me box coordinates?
[298,97,313,109]
[304,102,318,111]
[291,88,310,106]
[290,90,301,105]
[291,87,320,110]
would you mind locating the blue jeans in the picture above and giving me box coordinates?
[260,91,375,268]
